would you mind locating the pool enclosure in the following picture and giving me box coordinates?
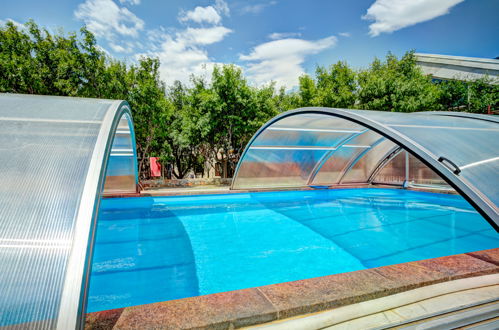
[0,94,497,329]
[0,94,138,329]
[232,108,499,229]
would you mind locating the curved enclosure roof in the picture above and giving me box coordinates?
[232,108,499,230]
[0,94,138,329]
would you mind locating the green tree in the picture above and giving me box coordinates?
[0,20,109,96]
[436,77,498,113]
[298,74,317,106]
[126,57,171,179]
[163,80,208,179]
[252,83,280,134]
[314,61,357,108]
[357,51,441,112]
[466,77,499,113]
[273,86,300,112]
[435,79,468,111]
[204,65,255,177]
[0,20,45,94]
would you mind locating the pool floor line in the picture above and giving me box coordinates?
[94,232,185,245]
[291,208,448,241]
[276,199,492,266]
[91,260,196,277]
[363,229,489,264]
[253,197,494,271]
[262,200,371,270]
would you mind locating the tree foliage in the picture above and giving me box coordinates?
[1,21,497,179]
[436,77,498,113]
[0,20,170,178]
[357,52,442,112]
[315,61,357,108]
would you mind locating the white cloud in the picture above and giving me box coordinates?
[119,0,140,5]
[75,0,144,39]
[240,1,277,14]
[338,32,351,37]
[136,38,211,85]
[109,41,136,53]
[0,18,25,29]
[181,26,232,45]
[109,43,127,53]
[75,0,232,83]
[240,36,337,89]
[268,32,301,40]
[179,6,222,25]
[134,0,232,85]
[139,25,232,85]
[95,45,111,55]
[215,0,230,16]
[178,0,229,24]
[363,0,464,37]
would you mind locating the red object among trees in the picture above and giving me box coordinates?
[150,157,161,177]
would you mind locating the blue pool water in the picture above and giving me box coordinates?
[87,188,498,313]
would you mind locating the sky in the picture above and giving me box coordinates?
[2,0,498,89]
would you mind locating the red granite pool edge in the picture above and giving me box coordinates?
[85,248,499,329]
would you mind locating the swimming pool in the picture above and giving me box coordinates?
[87,188,498,313]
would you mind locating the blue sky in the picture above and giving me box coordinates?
[2,0,498,89]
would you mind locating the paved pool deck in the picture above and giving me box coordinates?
[85,248,499,329]
[141,185,231,196]
[106,183,456,199]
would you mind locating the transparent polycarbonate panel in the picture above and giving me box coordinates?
[106,155,135,176]
[0,93,111,121]
[409,154,448,186]
[233,149,328,189]
[232,114,368,189]
[342,109,499,208]
[311,131,382,185]
[0,118,101,327]
[103,156,136,193]
[252,129,354,148]
[233,109,498,222]
[310,147,364,185]
[386,125,499,205]
[103,114,137,194]
[111,114,134,150]
[372,150,406,185]
[272,113,363,131]
[340,129,381,148]
[112,134,133,150]
[0,94,135,329]
[387,127,498,170]
[373,151,449,186]
[341,139,397,184]
[460,160,499,208]
[429,112,499,123]
[351,109,498,130]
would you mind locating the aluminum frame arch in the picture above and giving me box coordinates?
[0,93,139,329]
[58,100,138,329]
[231,107,499,231]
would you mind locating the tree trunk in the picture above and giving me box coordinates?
[223,157,228,179]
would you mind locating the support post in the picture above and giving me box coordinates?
[403,151,409,188]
